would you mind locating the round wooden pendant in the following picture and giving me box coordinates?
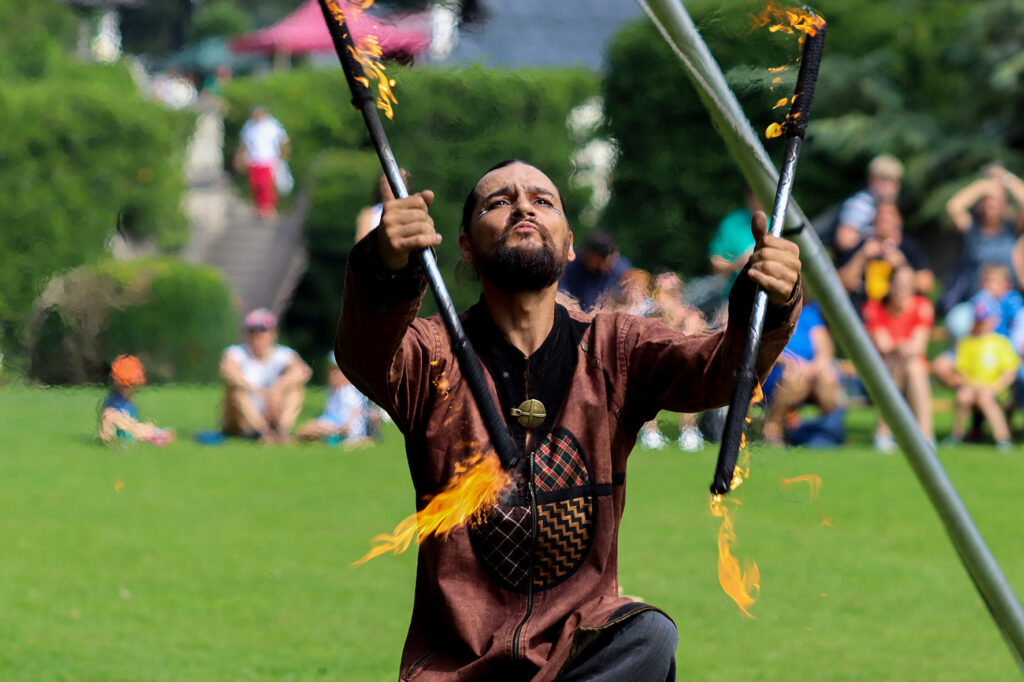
[512,398,547,429]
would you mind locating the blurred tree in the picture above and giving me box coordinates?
[187,0,254,42]
[0,0,192,362]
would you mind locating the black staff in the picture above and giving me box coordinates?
[317,0,520,470]
[710,17,826,496]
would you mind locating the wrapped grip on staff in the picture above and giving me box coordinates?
[785,24,826,139]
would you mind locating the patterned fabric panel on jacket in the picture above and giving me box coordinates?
[469,428,599,592]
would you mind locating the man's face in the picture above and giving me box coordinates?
[459,163,574,293]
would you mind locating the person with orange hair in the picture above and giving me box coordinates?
[98,355,175,446]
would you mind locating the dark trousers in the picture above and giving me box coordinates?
[555,610,677,681]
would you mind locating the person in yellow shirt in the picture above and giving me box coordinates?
[949,297,1021,449]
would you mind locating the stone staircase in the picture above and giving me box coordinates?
[182,108,309,319]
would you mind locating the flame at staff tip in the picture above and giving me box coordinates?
[751,2,826,41]
[708,382,763,617]
[324,0,399,119]
[353,452,512,565]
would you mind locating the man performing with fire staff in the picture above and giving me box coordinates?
[335,160,801,680]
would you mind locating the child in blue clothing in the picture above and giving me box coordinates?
[99,355,175,446]
[296,353,373,445]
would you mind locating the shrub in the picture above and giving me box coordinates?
[27,258,237,385]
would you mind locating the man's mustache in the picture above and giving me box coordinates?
[497,219,555,246]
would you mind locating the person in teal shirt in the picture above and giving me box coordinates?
[708,189,761,296]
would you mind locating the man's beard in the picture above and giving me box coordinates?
[474,225,569,293]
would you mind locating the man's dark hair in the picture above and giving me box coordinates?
[459,159,565,235]
[582,229,617,258]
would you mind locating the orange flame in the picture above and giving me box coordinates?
[354,452,512,565]
[751,2,826,41]
[708,383,764,617]
[324,0,399,119]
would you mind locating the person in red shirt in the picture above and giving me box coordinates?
[862,264,935,450]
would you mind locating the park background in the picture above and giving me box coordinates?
[2,0,1024,679]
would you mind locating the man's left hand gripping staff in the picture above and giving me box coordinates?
[746,209,801,304]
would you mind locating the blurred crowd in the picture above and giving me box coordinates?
[556,155,1024,453]
[98,157,1024,453]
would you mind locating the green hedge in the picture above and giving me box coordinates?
[224,65,600,361]
[28,258,236,385]
[0,0,194,361]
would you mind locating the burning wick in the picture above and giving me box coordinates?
[354,452,513,565]
[325,0,399,119]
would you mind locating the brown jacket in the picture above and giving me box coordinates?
[336,238,800,681]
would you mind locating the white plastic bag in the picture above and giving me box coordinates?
[274,161,294,195]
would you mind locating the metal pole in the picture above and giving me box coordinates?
[638,0,1024,671]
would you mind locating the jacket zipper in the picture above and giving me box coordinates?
[511,449,538,658]
[402,649,437,680]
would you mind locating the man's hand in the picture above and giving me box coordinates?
[377,190,442,271]
[747,210,801,305]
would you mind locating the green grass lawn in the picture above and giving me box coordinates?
[2,384,1022,680]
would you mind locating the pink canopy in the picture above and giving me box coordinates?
[231,0,431,58]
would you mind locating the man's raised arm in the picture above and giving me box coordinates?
[334,191,443,433]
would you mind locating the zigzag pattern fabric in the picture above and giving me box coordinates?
[534,497,592,586]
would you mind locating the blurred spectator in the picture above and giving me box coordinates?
[863,265,934,451]
[220,308,311,442]
[640,271,718,451]
[834,154,904,258]
[762,291,844,447]
[945,296,1020,450]
[611,268,656,317]
[836,202,933,310]
[99,355,175,446]
[708,188,760,299]
[941,164,1024,313]
[296,353,373,445]
[935,264,1023,385]
[355,169,411,244]
[558,229,631,312]
[234,106,290,220]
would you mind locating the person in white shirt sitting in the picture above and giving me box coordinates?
[220,308,311,442]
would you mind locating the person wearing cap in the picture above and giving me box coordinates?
[946,294,1020,450]
[833,154,904,258]
[296,353,372,445]
[557,228,632,312]
[99,354,175,446]
[220,308,311,442]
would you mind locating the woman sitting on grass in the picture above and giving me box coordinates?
[98,355,175,447]
[863,265,934,451]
